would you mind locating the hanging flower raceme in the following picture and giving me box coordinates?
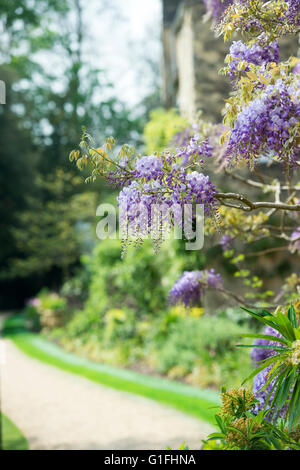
[225,79,300,169]
[70,133,219,255]
[106,141,218,255]
[168,269,223,307]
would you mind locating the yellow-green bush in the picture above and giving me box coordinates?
[143,108,188,154]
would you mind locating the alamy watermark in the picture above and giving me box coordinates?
[0,80,6,104]
[96,203,204,250]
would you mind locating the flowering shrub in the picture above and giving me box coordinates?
[27,290,67,332]
[168,270,223,307]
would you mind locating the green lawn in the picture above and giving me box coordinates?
[3,314,220,425]
[1,414,28,450]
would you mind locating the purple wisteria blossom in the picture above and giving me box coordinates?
[285,0,300,27]
[185,171,216,206]
[289,227,300,253]
[221,234,234,251]
[225,79,300,168]
[251,325,283,364]
[217,0,299,36]
[253,364,288,420]
[135,155,164,181]
[251,326,288,419]
[176,136,213,167]
[228,36,279,81]
[117,165,218,241]
[169,269,223,307]
[203,0,232,20]
[117,181,160,233]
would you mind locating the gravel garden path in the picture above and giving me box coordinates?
[1,338,213,450]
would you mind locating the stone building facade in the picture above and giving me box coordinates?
[162,0,230,122]
[162,0,299,122]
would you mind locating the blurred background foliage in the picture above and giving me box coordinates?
[0,0,153,308]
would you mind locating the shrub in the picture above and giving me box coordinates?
[148,315,253,387]
[143,108,188,154]
[82,238,182,321]
[29,290,67,332]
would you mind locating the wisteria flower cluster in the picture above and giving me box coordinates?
[216,0,300,171]
[71,132,219,253]
[217,0,300,41]
[168,269,223,307]
[225,79,300,168]
[117,157,217,246]
[221,234,234,251]
[284,0,300,27]
[225,35,279,83]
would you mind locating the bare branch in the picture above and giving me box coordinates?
[215,192,300,212]
[245,246,289,257]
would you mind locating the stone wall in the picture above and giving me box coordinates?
[162,0,230,121]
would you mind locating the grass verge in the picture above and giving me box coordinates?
[3,314,220,425]
[1,414,28,450]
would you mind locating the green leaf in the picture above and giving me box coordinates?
[178,442,186,450]
[288,377,300,429]
[276,369,295,410]
[206,433,225,440]
[269,435,283,450]
[260,363,286,392]
[237,344,289,352]
[240,307,280,331]
[267,370,288,417]
[275,312,296,341]
[287,304,297,328]
[214,414,225,433]
[294,328,300,340]
[241,355,281,385]
[238,333,290,346]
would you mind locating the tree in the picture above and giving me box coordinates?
[0,0,144,306]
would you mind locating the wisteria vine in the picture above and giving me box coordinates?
[70,0,300,304]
